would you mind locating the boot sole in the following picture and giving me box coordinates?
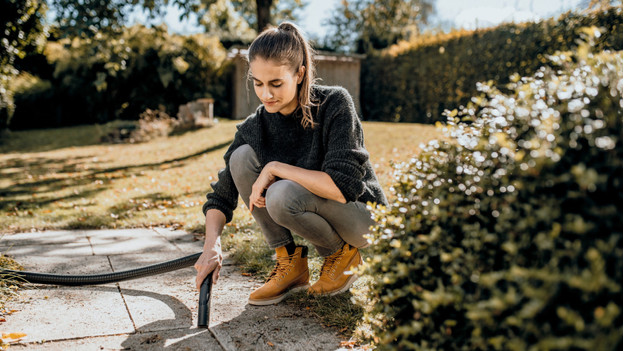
[328,273,359,296]
[248,283,310,306]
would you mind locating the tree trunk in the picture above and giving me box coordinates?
[256,0,273,32]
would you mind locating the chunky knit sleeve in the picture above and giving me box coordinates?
[201,129,247,223]
[321,88,369,202]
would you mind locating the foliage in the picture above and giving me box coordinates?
[227,0,306,33]
[200,0,257,47]
[48,0,305,42]
[9,24,230,129]
[0,0,47,129]
[0,253,22,310]
[49,0,132,38]
[362,6,623,123]
[357,30,622,350]
[323,0,434,53]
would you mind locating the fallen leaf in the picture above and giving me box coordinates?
[2,332,27,340]
[241,273,251,276]
[340,340,356,348]
[267,341,275,347]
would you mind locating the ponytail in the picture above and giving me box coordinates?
[248,22,317,128]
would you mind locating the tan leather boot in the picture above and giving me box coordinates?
[248,246,310,305]
[308,243,362,296]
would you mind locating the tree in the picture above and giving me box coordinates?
[48,0,305,39]
[0,0,47,129]
[200,0,305,46]
[323,0,434,53]
[228,0,305,33]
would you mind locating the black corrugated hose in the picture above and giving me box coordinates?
[0,252,213,328]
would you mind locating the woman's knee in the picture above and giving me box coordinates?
[229,144,257,177]
[265,180,314,223]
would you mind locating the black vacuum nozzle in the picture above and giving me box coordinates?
[197,272,213,328]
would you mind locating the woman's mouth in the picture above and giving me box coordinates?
[263,101,277,106]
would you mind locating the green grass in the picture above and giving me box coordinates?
[0,119,442,341]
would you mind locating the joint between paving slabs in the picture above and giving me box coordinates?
[150,227,185,253]
[106,255,138,332]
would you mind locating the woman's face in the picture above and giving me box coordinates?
[250,58,304,116]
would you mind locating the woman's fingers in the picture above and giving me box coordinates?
[194,253,222,290]
[249,184,266,210]
[212,265,221,284]
[249,196,265,210]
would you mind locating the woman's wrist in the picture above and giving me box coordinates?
[267,161,285,179]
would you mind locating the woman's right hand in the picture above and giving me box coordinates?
[194,239,223,290]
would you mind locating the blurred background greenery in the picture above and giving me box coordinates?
[1,0,621,131]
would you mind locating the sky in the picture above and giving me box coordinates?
[126,0,588,38]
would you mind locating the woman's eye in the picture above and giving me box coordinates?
[254,83,262,87]
[272,84,282,88]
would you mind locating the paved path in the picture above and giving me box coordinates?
[0,229,344,350]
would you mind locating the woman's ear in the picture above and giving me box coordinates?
[297,66,305,84]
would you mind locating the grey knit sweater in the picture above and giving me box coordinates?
[202,85,388,223]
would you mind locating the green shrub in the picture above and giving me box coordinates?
[362,6,622,123]
[0,0,47,129]
[358,29,622,350]
[9,25,231,130]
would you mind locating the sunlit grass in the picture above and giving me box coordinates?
[0,119,239,234]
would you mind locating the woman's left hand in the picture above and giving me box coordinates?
[249,161,280,211]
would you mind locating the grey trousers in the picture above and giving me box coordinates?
[229,144,374,257]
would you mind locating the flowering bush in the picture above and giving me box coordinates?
[359,28,622,350]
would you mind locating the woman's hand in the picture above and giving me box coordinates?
[194,209,226,290]
[194,237,223,290]
[249,161,279,211]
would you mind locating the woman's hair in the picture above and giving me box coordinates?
[247,22,317,128]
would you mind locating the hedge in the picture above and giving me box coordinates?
[8,25,232,130]
[361,6,623,123]
[357,29,622,350]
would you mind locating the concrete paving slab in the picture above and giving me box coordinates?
[9,328,222,350]
[108,252,199,333]
[151,227,205,255]
[0,240,94,258]
[2,229,347,350]
[0,230,87,246]
[86,228,173,256]
[1,286,134,344]
[209,264,342,351]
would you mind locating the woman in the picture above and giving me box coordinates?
[194,22,388,306]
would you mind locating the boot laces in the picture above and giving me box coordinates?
[320,248,343,278]
[267,254,293,282]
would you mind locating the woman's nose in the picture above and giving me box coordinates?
[261,87,273,100]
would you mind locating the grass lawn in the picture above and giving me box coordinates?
[0,118,442,340]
